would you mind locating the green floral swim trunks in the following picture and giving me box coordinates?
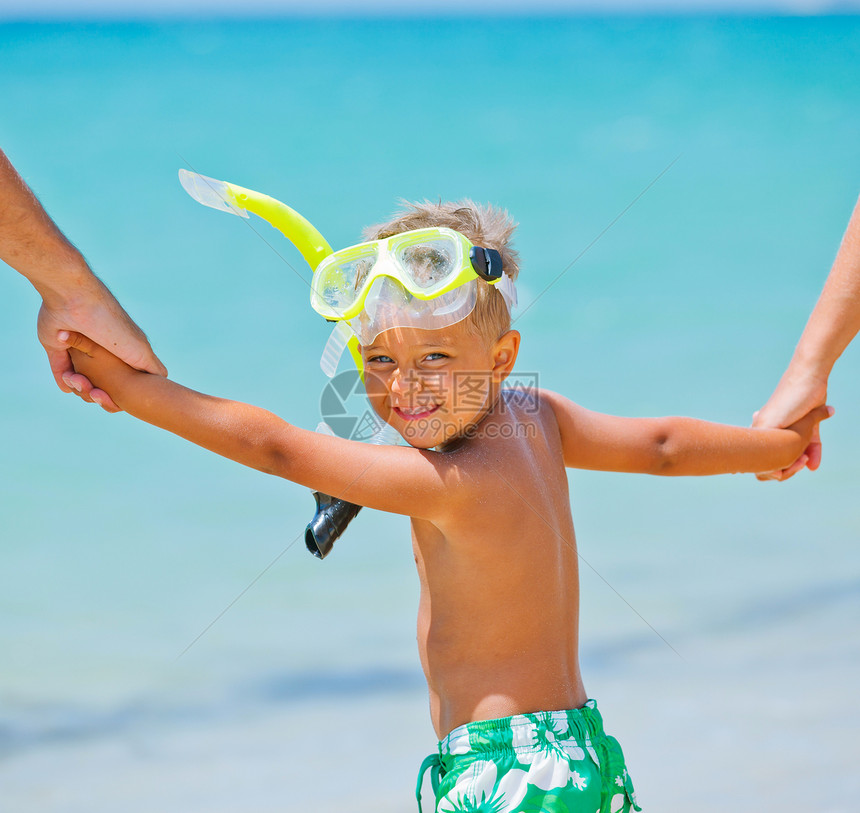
[416,700,641,813]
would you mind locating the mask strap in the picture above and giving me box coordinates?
[495,273,518,313]
[320,321,353,378]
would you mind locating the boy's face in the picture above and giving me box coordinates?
[360,320,518,449]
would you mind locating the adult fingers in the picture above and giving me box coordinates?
[45,345,74,393]
[800,406,833,471]
[61,372,121,412]
[58,332,123,412]
[756,454,809,482]
[61,371,97,404]
[805,424,823,471]
[89,388,121,413]
[779,454,810,480]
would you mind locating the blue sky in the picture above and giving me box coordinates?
[1,0,858,19]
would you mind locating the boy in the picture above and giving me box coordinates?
[64,200,829,813]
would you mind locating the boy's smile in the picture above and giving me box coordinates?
[392,404,441,420]
[360,320,519,450]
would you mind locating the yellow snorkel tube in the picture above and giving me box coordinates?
[178,169,332,269]
[178,169,364,560]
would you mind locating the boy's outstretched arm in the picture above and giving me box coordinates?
[541,389,832,476]
[64,332,469,520]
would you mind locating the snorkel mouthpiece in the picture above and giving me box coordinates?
[178,170,249,218]
[305,492,363,559]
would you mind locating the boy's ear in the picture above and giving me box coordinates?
[491,329,520,383]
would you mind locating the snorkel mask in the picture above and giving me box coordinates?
[311,227,516,344]
[178,170,516,558]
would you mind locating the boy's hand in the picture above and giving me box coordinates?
[765,404,834,478]
[38,283,166,412]
[61,331,136,412]
[753,367,828,481]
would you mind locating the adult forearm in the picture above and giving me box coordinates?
[789,195,860,378]
[0,148,90,302]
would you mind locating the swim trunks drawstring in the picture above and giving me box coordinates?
[415,752,443,813]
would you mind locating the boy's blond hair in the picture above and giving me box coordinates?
[363,199,520,342]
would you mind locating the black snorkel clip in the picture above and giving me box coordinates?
[469,245,504,281]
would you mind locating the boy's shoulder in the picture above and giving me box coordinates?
[457,386,562,454]
[490,386,564,431]
[500,384,543,412]
[503,386,567,424]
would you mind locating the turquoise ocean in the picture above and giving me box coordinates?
[1,14,859,812]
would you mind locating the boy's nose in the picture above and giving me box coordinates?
[390,367,422,396]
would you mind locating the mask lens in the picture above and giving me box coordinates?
[314,244,379,315]
[394,234,460,289]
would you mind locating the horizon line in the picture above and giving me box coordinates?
[1,0,860,23]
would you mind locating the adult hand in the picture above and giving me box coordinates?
[1,147,167,412]
[752,365,828,481]
[37,274,167,412]
[751,192,859,482]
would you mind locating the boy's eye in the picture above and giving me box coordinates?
[367,354,394,364]
[424,352,448,362]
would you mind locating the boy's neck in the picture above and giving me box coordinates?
[437,385,503,452]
